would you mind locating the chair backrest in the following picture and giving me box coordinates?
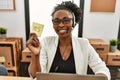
[0,64,8,76]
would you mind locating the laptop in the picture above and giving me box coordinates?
[36,72,106,80]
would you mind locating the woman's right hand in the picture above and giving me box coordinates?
[26,33,41,56]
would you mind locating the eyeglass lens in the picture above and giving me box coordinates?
[52,18,72,25]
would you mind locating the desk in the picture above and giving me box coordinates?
[0,76,31,80]
[21,48,31,77]
[105,50,120,80]
[107,50,120,66]
[0,37,23,76]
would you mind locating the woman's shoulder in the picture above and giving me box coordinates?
[73,36,89,42]
[72,37,90,47]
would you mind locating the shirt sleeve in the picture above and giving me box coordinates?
[88,43,111,80]
[39,38,48,73]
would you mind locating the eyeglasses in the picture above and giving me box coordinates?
[52,18,73,25]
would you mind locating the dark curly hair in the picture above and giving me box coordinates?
[51,1,82,27]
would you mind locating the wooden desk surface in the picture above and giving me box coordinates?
[0,76,31,80]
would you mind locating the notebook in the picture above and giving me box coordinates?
[36,72,106,80]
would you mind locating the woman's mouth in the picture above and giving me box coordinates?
[58,29,67,34]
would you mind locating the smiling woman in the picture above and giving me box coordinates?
[24,0,82,41]
[26,1,110,80]
[23,1,120,80]
[24,0,120,49]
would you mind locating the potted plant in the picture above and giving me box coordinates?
[109,39,120,52]
[0,27,7,40]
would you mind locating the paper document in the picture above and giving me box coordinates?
[32,22,44,37]
[0,56,5,62]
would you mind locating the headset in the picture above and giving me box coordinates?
[72,13,76,28]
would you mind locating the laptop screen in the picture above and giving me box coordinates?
[36,72,106,80]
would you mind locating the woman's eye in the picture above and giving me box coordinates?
[63,19,71,23]
[54,20,60,23]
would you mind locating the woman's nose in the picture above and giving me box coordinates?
[58,22,64,27]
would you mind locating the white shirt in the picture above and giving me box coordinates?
[30,36,111,80]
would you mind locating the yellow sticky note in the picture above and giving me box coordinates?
[0,56,5,62]
[32,22,44,37]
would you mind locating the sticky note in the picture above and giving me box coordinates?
[0,56,5,62]
[32,22,44,37]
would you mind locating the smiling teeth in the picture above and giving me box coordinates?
[59,30,66,33]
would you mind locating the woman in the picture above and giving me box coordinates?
[27,1,110,80]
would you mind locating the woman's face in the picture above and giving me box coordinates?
[52,10,73,38]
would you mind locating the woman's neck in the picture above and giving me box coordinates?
[59,36,72,46]
[59,35,72,61]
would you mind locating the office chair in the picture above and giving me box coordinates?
[0,64,8,76]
